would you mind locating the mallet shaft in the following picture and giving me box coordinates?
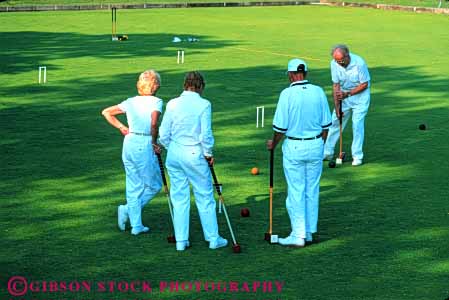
[269,149,274,234]
[208,162,239,246]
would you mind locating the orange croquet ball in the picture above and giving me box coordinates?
[251,167,259,175]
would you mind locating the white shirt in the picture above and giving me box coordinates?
[118,95,163,133]
[159,91,214,156]
[273,80,332,138]
[331,53,371,91]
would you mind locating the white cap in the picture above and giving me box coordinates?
[287,58,308,73]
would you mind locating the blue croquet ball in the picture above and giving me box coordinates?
[419,124,426,130]
[328,161,336,168]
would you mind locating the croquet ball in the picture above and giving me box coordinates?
[240,208,250,217]
[328,161,336,168]
[251,167,259,175]
[419,124,426,130]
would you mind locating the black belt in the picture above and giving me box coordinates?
[130,132,151,136]
[287,133,322,141]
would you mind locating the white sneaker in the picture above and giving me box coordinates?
[278,235,305,247]
[209,236,228,249]
[131,226,149,235]
[352,159,363,166]
[117,205,128,231]
[176,240,191,251]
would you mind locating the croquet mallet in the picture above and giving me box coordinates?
[264,149,278,244]
[156,152,176,243]
[208,161,241,253]
[336,99,346,165]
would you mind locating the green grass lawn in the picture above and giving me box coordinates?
[1,5,449,300]
[0,0,448,8]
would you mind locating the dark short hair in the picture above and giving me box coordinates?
[184,71,205,92]
[290,64,307,75]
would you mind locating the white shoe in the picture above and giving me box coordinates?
[352,159,363,166]
[278,235,305,247]
[209,236,228,249]
[176,240,191,251]
[131,226,149,235]
[117,205,128,231]
[323,154,333,161]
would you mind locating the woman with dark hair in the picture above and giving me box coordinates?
[159,71,227,251]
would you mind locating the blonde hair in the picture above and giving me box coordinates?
[137,70,161,96]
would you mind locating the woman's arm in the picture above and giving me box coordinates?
[101,105,128,135]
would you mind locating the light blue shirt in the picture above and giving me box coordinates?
[273,80,332,138]
[159,91,214,156]
[331,53,371,92]
[118,95,163,133]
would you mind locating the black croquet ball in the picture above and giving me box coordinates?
[419,124,426,130]
[328,161,336,168]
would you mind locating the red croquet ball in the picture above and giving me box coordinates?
[241,208,250,217]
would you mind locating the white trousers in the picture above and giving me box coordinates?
[282,138,324,239]
[324,92,370,160]
[165,142,219,243]
[122,135,162,230]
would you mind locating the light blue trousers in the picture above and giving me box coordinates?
[324,91,370,160]
[166,142,219,244]
[282,138,324,239]
[122,135,162,230]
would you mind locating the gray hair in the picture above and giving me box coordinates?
[331,44,350,56]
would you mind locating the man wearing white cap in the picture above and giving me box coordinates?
[267,58,332,247]
[324,44,371,166]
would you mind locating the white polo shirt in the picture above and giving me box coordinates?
[118,95,163,133]
[273,80,332,139]
[159,91,214,156]
[331,53,370,91]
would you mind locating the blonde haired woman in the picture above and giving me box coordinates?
[102,70,163,235]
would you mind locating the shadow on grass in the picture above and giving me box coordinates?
[0,31,237,75]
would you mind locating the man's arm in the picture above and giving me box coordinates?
[322,129,329,144]
[341,81,369,99]
[266,131,284,151]
[332,83,343,118]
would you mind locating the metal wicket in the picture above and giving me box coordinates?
[111,7,118,41]
[256,106,265,128]
[177,50,185,64]
[38,66,47,84]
